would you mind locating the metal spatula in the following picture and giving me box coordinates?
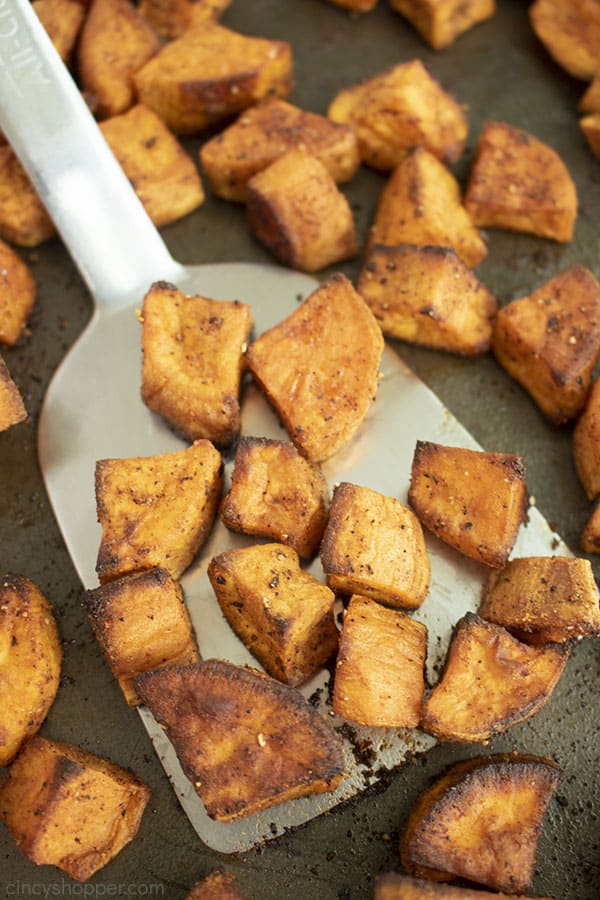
[0,0,568,853]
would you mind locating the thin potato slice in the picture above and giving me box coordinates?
[186,870,242,900]
[0,355,27,432]
[328,59,467,170]
[420,612,568,743]
[581,112,600,159]
[358,243,497,354]
[408,441,527,568]
[530,0,600,81]
[574,377,600,499]
[135,660,345,821]
[374,872,553,899]
[0,736,150,882]
[399,754,561,893]
[95,439,223,583]
[464,122,577,243]
[0,240,36,346]
[369,147,487,268]
[33,0,86,63]
[139,0,231,39]
[389,0,495,50]
[245,274,383,463]
[0,146,55,247]
[0,575,61,766]
[480,556,600,643]
[208,543,338,686]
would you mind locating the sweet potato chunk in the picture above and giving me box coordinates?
[139,0,231,39]
[581,502,600,553]
[83,567,200,705]
[0,146,55,247]
[141,282,252,447]
[0,356,27,432]
[95,439,223,583]
[135,660,345,821]
[581,112,600,159]
[208,543,337,686]
[221,437,329,558]
[464,122,577,243]
[574,377,600,499]
[369,147,487,268]
[492,265,600,425]
[480,556,600,643]
[580,71,600,113]
[0,736,150,881]
[327,0,378,11]
[0,240,36,346]
[134,25,293,135]
[186,870,242,900]
[333,594,427,727]
[358,244,497,354]
[321,482,431,609]
[374,872,553,900]
[530,0,600,80]
[33,0,86,63]
[246,274,383,462]
[408,441,527,568]
[389,0,495,50]
[99,105,204,227]
[420,613,568,743]
[399,753,561,892]
[0,575,61,766]
[200,98,360,202]
[78,0,160,120]
[328,60,467,170]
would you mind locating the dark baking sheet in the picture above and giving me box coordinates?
[1,0,599,897]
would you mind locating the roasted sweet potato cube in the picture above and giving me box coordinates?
[492,265,600,424]
[369,147,487,268]
[186,870,242,900]
[221,437,329,558]
[574,377,600,499]
[246,274,383,462]
[328,59,467,171]
[327,0,378,11]
[399,753,561,892]
[420,613,568,743]
[408,441,527,568]
[141,282,252,447]
[33,0,86,63]
[139,0,231,38]
[333,594,427,727]
[581,112,600,159]
[580,71,600,113]
[95,439,223,583]
[321,482,431,609]
[530,0,600,80]
[134,24,293,135]
[581,502,600,553]
[0,146,55,247]
[208,543,337,686]
[464,122,577,243]
[0,575,61,766]
[389,0,495,50]
[480,556,600,643]
[358,244,497,354]
[78,0,159,120]
[100,105,204,227]
[246,149,358,272]
[0,240,36,346]
[83,567,200,705]
[135,660,345,821]
[200,97,360,202]
[0,736,150,881]
[374,872,554,899]
[0,355,27,432]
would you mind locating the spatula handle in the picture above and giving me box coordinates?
[0,0,182,308]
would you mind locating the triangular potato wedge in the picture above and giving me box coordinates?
[530,0,600,80]
[374,872,553,899]
[389,0,495,50]
[135,660,346,821]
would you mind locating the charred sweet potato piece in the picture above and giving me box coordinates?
[333,594,427,727]
[83,567,200,706]
[408,441,527,568]
[530,0,600,80]
[135,660,345,821]
[140,282,252,447]
[134,24,293,135]
[33,0,86,63]
[208,543,337,686]
[100,105,204,227]
[581,112,600,159]
[328,60,467,171]
[0,736,150,881]
[246,149,358,272]
[464,122,577,243]
[358,244,497,354]
[492,265,600,424]
[580,71,600,113]
[95,439,223,583]
[0,146,55,247]
[78,0,160,120]
[200,97,360,202]
[581,502,600,553]
[399,753,561,892]
[374,872,553,900]
[186,870,242,900]
[420,612,568,742]
[574,377,600,499]
[221,437,329,558]
[369,147,487,268]
[0,575,61,766]
[139,0,231,38]
[321,482,431,609]
[0,356,27,432]
[0,240,36,346]
[480,556,600,643]
[246,274,383,462]
[389,0,495,50]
